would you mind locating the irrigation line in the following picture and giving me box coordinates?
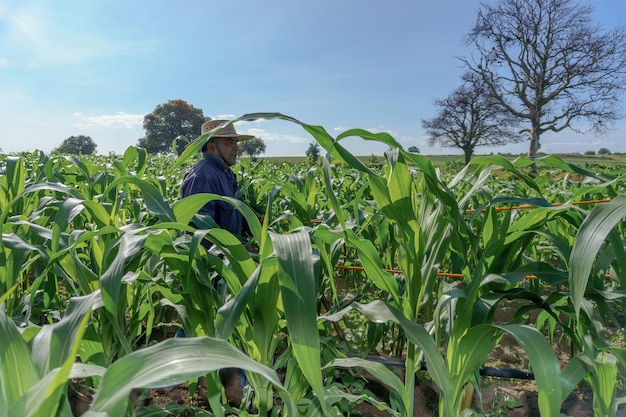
[333,198,614,280]
[354,355,535,380]
[327,202,612,382]
[464,198,611,214]
[335,264,611,281]
[303,199,611,225]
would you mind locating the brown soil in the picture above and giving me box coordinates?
[69,337,626,417]
[69,309,626,417]
[69,362,624,417]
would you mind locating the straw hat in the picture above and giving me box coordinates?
[201,120,254,141]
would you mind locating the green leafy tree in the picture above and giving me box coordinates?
[239,137,266,158]
[54,135,97,155]
[138,99,207,154]
[463,0,626,161]
[598,147,611,155]
[407,146,420,153]
[305,142,321,164]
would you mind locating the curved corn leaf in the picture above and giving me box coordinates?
[0,307,40,415]
[494,324,561,417]
[269,230,329,413]
[570,196,626,317]
[84,337,294,417]
[105,176,175,221]
[327,357,407,416]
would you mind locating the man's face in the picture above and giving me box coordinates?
[210,137,240,166]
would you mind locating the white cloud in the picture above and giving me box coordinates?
[213,114,237,120]
[243,127,306,144]
[73,112,144,129]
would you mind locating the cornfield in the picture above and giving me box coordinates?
[1,113,625,417]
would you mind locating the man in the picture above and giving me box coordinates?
[175,120,254,344]
[180,119,254,241]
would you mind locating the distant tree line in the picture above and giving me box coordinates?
[53,99,267,157]
[584,148,612,156]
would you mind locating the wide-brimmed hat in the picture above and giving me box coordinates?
[201,120,254,141]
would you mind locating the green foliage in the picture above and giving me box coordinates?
[54,135,97,155]
[407,145,420,153]
[239,137,267,158]
[2,114,626,416]
[137,99,206,155]
[305,141,320,164]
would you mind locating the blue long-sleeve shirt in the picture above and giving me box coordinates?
[180,153,243,236]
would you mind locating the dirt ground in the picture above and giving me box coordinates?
[69,333,626,417]
[69,306,626,416]
[69,363,624,417]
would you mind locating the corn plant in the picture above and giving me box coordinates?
[2,114,626,416]
[222,113,624,416]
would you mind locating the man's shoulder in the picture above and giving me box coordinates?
[189,155,220,173]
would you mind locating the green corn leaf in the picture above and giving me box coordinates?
[527,154,608,181]
[11,309,91,417]
[308,125,375,176]
[448,324,496,410]
[100,233,148,317]
[585,351,618,417]
[30,292,101,375]
[51,197,86,253]
[84,337,295,417]
[123,146,148,176]
[322,154,347,228]
[471,154,542,193]
[171,193,215,226]
[0,307,40,415]
[570,195,626,317]
[215,263,262,339]
[0,283,20,305]
[172,112,301,169]
[174,194,262,244]
[560,355,590,401]
[105,176,175,221]
[82,200,115,228]
[336,128,401,150]
[7,369,64,417]
[269,230,327,413]
[5,156,25,200]
[314,227,401,303]
[0,182,85,230]
[251,257,281,365]
[353,301,453,400]
[327,357,407,416]
[494,324,561,417]
[199,228,258,288]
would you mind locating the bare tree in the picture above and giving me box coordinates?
[422,72,523,164]
[463,0,626,163]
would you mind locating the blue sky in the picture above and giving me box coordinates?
[1,0,625,157]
